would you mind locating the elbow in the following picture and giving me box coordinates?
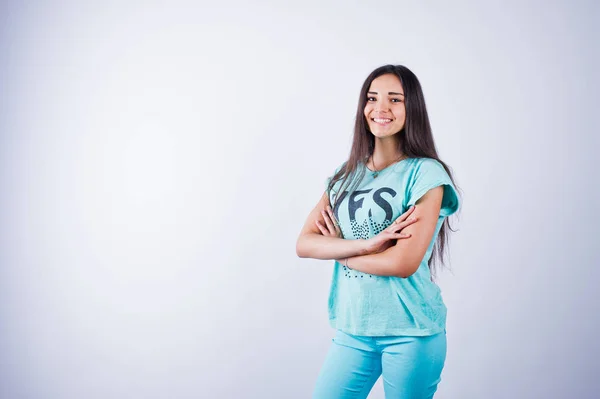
[296,237,308,258]
[393,260,420,278]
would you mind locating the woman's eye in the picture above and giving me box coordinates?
[367,97,376,102]
[391,98,403,103]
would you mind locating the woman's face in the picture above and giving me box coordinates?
[363,73,406,138]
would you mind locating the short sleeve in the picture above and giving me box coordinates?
[324,174,333,191]
[406,158,459,217]
[324,162,346,195]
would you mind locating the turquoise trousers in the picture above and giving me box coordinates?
[313,330,446,398]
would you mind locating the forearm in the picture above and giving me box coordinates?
[337,248,406,277]
[296,233,369,260]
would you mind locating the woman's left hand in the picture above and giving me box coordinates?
[315,205,342,238]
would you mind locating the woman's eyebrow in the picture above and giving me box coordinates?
[368,91,405,96]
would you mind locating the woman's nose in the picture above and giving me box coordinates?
[375,100,389,112]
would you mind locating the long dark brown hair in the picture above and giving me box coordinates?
[326,64,461,277]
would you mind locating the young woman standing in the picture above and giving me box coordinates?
[296,65,460,398]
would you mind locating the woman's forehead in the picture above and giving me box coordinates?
[369,74,403,92]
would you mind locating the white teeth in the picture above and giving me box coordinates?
[374,118,392,123]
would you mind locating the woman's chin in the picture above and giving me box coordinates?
[370,129,401,138]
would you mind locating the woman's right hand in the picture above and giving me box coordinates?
[363,206,418,254]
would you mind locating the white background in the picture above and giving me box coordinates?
[1,1,598,398]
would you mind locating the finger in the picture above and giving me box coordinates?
[333,221,341,237]
[321,209,336,234]
[327,206,342,235]
[315,220,329,236]
[394,205,415,223]
[326,206,339,225]
[394,232,412,239]
[394,205,416,224]
[386,216,416,234]
[392,216,418,231]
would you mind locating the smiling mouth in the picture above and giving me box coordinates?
[372,118,393,124]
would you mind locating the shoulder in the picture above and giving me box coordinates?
[328,160,349,177]
[395,157,459,215]
[392,157,450,181]
[407,157,445,172]
[390,157,448,179]
[325,160,354,195]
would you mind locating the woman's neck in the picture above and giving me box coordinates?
[370,138,405,170]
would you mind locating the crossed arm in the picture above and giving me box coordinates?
[296,186,444,278]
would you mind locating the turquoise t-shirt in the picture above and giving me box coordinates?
[325,157,460,336]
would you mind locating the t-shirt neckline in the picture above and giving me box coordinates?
[364,157,411,175]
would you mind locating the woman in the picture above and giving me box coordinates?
[296,64,460,398]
